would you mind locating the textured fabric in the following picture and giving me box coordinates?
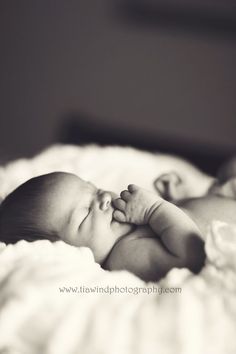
[0,222,235,354]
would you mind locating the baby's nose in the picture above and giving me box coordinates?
[98,191,112,211]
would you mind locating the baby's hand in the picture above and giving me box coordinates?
[113,184,163,225]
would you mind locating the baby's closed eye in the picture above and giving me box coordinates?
[78,207,91,228]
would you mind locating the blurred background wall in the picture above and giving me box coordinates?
[0,0,236,172]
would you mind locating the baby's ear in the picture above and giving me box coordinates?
[217,157,236,183]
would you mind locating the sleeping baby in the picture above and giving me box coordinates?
[0,170,236,281]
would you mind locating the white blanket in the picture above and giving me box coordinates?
[0,144,235,354]
[0,144,211,198]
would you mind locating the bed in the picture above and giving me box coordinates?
[0,144,235,354]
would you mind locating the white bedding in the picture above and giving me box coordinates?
[0,144,235,354]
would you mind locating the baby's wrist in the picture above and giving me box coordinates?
[146,200,164,224]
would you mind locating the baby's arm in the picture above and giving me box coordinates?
[103,230,194,282]
[113,185,205,272]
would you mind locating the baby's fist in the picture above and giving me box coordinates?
[113,184,161,225]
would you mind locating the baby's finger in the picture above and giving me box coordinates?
[113,210,127,223]
[120,190,131,201]
[113,198,126,211]
[127,184,139,193]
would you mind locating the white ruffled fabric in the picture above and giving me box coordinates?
[0,144,211,199]
[0,222,236,354]
[0,144,235,354]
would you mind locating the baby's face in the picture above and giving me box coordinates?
[41,173,132,263]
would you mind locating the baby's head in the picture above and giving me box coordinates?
[0,172,132,263]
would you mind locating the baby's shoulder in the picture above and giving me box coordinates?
[107,226,155,259]
[103,226,157,270]
[103,226,174,281]
[126,225,156,240]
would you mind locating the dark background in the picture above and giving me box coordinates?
[0,0,236,174]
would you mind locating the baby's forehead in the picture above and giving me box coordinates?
[52,173,96,194]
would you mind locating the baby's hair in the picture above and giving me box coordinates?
[0,173,63,244]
